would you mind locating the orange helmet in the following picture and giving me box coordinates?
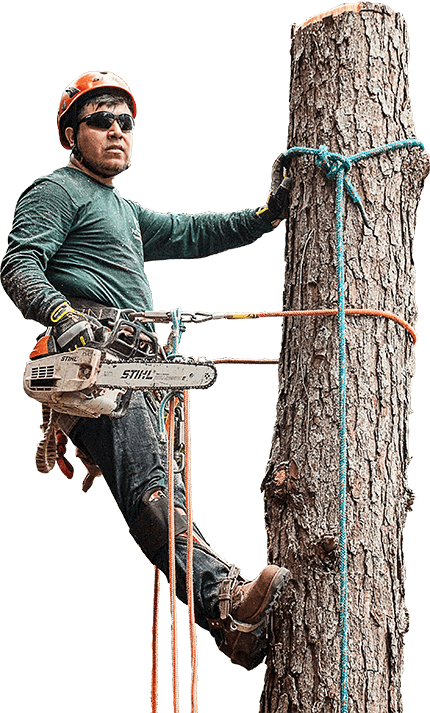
[58,71,137,149]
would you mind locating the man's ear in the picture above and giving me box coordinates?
[64,126,75,149]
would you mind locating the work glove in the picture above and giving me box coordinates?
[50,302,97,352]
[256,153,291,227]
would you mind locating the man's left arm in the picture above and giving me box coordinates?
[140,156,291,261]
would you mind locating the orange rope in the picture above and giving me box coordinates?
[214,358,278,364]
[167,399,180,713]
[213,308,415,364]
[151,394,199,713]
[151,566,160,713]
[184,390,199,712]
[223,308,417,344]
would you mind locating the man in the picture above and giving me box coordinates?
[1,71,291,670]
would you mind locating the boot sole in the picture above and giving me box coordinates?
[266,566,290,614]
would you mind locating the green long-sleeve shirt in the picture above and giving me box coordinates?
[1,167,274,325]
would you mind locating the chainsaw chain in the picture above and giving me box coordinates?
[96,349,218,393]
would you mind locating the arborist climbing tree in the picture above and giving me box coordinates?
[1,6,427,712]
[260,4,428,713]
[0,70,293,691]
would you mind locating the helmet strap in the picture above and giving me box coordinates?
[71,143,84,164]
[71,131,115,180]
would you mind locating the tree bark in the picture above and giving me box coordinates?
[261,4,428,713]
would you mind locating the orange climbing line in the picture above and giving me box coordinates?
[151,566,160,713]
[214,358,278,364]
[152,395,198,713]
[167,400,180,713]
[223,308,417,344]
[184,390,198,712]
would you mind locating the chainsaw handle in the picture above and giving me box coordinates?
[90,313,160,360]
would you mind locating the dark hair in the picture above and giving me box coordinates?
[75,90,134,121]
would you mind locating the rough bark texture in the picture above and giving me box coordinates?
[261,5,428,713]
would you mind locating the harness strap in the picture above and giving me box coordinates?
[206,563,264,634]
[218,565,241,620]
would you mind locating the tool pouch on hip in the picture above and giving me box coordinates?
[129,495,187,563]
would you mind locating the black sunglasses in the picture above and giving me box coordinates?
[78,111,135,132]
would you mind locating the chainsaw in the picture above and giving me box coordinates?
[23,309,217,419]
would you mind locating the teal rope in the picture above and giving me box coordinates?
[283,138,423,712]
[168,307,187,358]
[157,308,187,440]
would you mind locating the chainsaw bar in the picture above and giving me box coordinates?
[97,357,217,390]
[24,348,217,395]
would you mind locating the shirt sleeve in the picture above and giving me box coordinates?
[1,180,77,325]
[135,206,275,262]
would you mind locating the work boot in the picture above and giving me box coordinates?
[207,564,290,670]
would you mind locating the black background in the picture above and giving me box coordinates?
[1,3,428,713]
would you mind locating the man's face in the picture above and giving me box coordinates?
[71,101,133,180]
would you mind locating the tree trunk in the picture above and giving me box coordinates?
[261,4,428,712]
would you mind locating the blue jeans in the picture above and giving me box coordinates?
[70,391,236,632]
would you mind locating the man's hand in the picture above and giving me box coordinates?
[50,302,96,352]
[256,153,291,227]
